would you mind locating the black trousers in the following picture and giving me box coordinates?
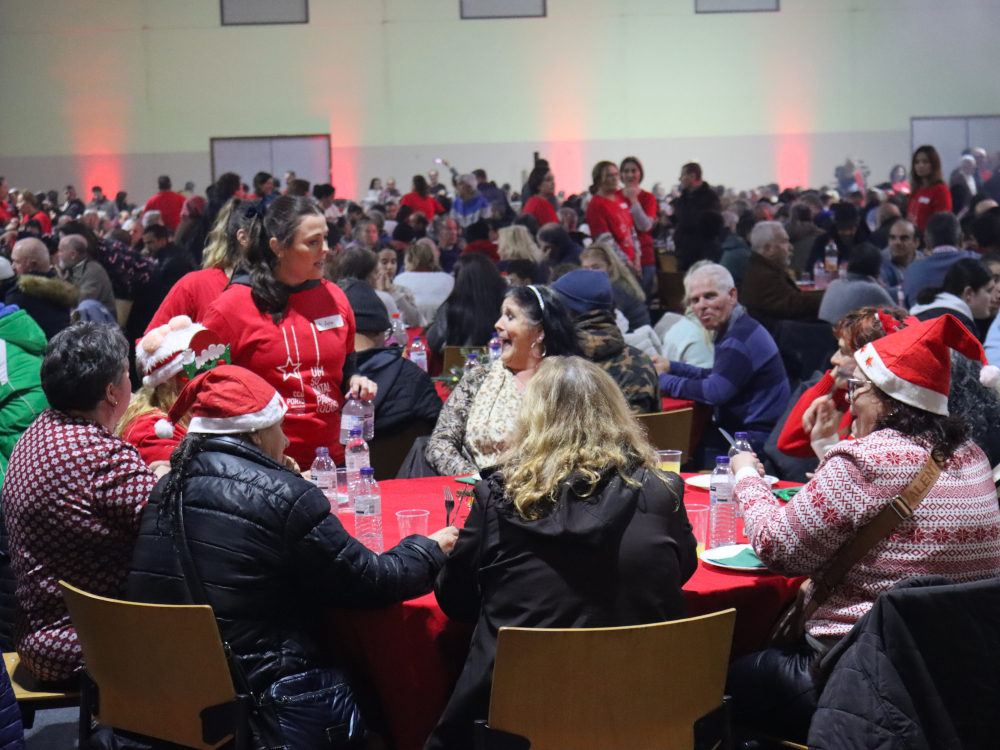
[726,636,821,744]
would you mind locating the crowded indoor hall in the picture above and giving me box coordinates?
[2,1,1000,748]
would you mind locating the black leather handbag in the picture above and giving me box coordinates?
[173,490,367,750]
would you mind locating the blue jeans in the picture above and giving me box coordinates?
[641,264,656,297]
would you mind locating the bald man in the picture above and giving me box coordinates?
[58,234,116,316]
[7,238,78,339]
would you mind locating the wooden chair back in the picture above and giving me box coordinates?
[657,254,678,273]
[442,346,487,374]
[657,271,686,313]
[60,581,238,750]
[369,419,435,480]
[489,609,737,750]
[637,408,694,464]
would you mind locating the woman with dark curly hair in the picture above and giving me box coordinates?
[424,284,582,476]
[727,314,1000,743]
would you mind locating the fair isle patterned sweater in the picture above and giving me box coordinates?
[736,428,1000,638]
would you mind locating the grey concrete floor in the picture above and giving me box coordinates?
[24,706,78,749]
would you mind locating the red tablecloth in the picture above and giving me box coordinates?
[324,475,804,750]
[662,396,695,412]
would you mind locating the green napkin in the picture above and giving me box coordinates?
[713,547,765,568]
[772,487,801,503]
[455,475,478,485]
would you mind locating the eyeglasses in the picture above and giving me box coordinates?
[847,378,873,402]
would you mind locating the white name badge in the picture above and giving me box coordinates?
[315,314,344,331]
[918,196,931,204]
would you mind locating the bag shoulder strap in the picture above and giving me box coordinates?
[805,455,942,617]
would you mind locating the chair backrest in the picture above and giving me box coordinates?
[657,271,686,313]
[60,581,237,750]
[489,609,737,750]
[637,408,693,464]
[442,346,487,374]
[368,419,435,480]
[658,254,679,273]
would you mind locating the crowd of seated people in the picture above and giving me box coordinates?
[2,146,1000,748]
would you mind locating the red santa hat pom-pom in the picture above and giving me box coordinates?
[981,365,1000,390]
[154,419,175,439]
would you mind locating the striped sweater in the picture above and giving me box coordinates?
[736,429,1000,638]
[659,305,790,442]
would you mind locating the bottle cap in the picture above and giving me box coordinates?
[734,431,748,439]
[413,336,421,343]
[316,447,329,455]
[349,428,362,437]
[392,312,400,318]
[360,467,374,476]
[716,455,730,464]
[468,351,478,359]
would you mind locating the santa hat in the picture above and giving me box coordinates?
[137,316,228,389]
[155,365,287,439]
[854,314,990,416]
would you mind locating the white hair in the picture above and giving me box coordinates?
[749,221,786,253]
[688,263,734,294]
[457,173,477,189]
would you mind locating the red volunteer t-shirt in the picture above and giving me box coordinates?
[203,280,356,466]
[122,410,187,465]
[616,189,657,267]
[907,183,952,232]
[586,194,635,261]
[401,193,444,220]
[522,196,559,226]
[29,210,52,235]
[144,191,186,230]
[145,268,230,332]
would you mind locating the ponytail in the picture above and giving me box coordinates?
[916,285,943,306]
[156,433,209,536]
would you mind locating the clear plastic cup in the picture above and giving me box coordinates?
[396,509,430,538]
[686,503,711,558]
[657,449,683,475]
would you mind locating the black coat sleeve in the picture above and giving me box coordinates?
[663,474,699,586]
[340,351,359,392]
[289,485,446,609]
[413,370,444,424]
[434,484,488,623]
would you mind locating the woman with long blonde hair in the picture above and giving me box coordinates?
[143,198,260,330]
[427,356,697,750]
[581,239,651,330]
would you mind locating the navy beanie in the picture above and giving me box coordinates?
[339,278,390,333]
[551,269,613,314]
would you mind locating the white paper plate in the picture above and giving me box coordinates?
[700,543,766,571]
[685,474,777,489]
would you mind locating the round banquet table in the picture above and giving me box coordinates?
[323,474,805,750]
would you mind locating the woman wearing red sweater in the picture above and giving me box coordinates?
[619,156,658,293]
[585,161,641,275]
[521,164,559,226]
[907,145,952,231]
[203,195,376,467]
[777,307,908,459]
[400,175,444,222]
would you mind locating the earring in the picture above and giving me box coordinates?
[530,340,547,358]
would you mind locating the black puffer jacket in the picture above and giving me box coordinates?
[126,436,445,693]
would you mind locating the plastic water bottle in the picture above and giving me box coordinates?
[813,261,827,290]
[390,312,407,347]
[727,431,753,459]
[340,395,365,444]
[361,399,374,441]
[488,333,502,363]
[824,240,839,276]
[409,336,428,372]
[709,456,737,549]
[464,351,479,373]
[728,432,753,521]
[353,467,383,553]
[309,447,336,509]
[345,428,370,492]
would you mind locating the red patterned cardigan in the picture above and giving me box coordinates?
[3,409,155,681]
[736,428,1000,639]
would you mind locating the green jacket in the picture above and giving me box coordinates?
[0,309,48,487]
[576,310,661,415]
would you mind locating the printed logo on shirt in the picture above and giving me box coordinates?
[918,196,931,204]
[315,314,344,331]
